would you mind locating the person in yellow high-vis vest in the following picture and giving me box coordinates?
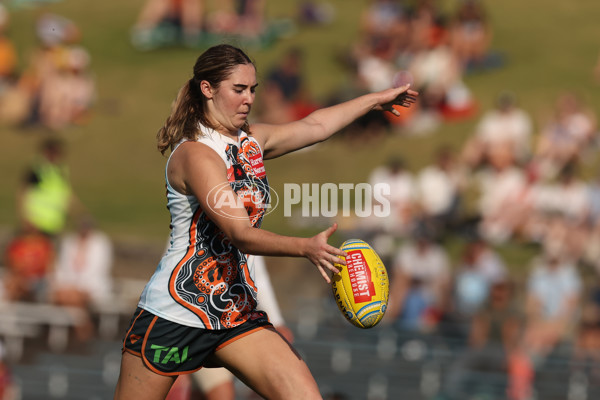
[18,138,74,237]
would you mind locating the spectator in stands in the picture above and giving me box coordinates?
[448,0,492,69]
[533,92,598,180]
[408,0,443,54]
[255,78,296,125]
[349,44,419,136]
[256,47,318,124]
[407,28,476,125]
[446,237,508,329]
[0,3,16,87]
[231,0,267,38]
[572,281,600,385]
[17,138,81,238]
[519,246,582,384]
[266,47,304,104]
[540,163,590,259]
[442,279,522,399]
[462,92,533,169]
[297,0,336,26]
[459,238,507,296]
[353,39,398,96]
[416,145,466,238]
[23,13,78,127]
[14,12,95,130]
[368,156,418,236]
[50,217,113,341]
[583,170,600,273]
[359,0,409,61]
[3,223,54,302]
[0,3,27,126]
[131,0,204,49]
[588,169,600,227]
[38,45,95,130]
[35,12,81,48]
[476,142,527,244]
[324,56,396,140]
[341,0,484,134]
[506,246,582,400]
[207,0,266,38]
[520,162,589,264]
[385,223,451,332]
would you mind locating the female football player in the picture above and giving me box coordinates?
[114,44,417,400]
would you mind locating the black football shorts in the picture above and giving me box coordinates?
[122,307,273,375]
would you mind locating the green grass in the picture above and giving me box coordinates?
[1,0,600,273]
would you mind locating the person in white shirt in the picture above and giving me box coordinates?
[368,156,417,235]
[476,143,526,244]
[417,146,466,237]
[50,217,113,340]
[462,92,533,169]
[385,225,451,331]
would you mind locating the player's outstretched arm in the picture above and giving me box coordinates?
[252,84,418,159]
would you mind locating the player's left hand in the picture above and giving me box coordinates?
[376,85,419,116]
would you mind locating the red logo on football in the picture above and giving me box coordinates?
[347,250,376,303]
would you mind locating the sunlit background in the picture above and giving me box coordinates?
[0,0,600,399]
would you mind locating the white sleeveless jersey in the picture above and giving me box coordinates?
[138,126,270,329]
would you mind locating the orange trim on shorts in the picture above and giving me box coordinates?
[139,315,176,376]
[123,348,142,357]
[122,309,145,351]
[176,366,205,376]
[215,325,270,352]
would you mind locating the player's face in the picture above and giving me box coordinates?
[209,64,257,135]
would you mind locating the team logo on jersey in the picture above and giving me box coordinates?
[206,180,278,220]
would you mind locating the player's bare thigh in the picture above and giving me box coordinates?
[208,327,322,400]
[114,352,176,400]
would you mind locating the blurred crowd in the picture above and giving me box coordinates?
[129,0,309,51]
[348,86,600,399]
[3,137,113,335]
[250,2,600,398]
[0,136,113,398]
[253,0,500,136]
[0,3,104,397]
[129,0,337,51]
[0,0,108,337]
[346,0,490,132]
[0,3,95,131]
[1,0,599,399]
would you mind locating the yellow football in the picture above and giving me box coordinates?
[332,239,389,329]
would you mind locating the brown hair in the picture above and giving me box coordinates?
[157,44,254,155]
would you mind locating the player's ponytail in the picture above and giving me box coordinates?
[157,79,201,155]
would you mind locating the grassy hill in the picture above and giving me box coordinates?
[1,0,600,288]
